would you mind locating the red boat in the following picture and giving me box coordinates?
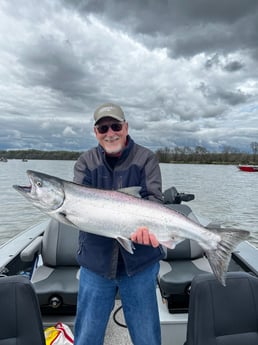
[238,164,258,172]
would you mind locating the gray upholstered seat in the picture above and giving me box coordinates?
[21,219,80,313]
[185,272,258,345]
[0,275,45,344]
[158,204,211,312]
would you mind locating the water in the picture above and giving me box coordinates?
[0,160,258,247]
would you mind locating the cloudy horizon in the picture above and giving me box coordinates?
[1,0,258,153]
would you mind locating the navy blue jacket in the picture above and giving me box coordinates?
[73,136,165,278]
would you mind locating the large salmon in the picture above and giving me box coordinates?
[13,170,250,285]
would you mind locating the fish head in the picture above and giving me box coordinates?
[13,170,65,213]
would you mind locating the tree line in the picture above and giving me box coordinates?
[0,149,80,161]
[1,142,258,164]
[155,142,258,164]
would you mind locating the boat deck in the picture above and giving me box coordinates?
[42,300,133,344]
[42,291,188,345]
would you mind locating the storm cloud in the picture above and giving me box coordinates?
[0,0,258,152]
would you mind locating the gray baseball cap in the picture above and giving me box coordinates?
[94,103,125,124]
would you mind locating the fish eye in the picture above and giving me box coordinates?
[36,181,42,187]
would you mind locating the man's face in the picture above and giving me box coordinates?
[94,117,128,155]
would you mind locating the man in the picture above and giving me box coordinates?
[73,103,165,345]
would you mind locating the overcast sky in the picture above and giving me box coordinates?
[1,0,258,153]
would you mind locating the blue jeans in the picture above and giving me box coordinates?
[74,263,161,345]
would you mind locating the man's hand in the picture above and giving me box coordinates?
[130,226,159,248]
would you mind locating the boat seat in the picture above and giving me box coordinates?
[185,272,258,345]
[0,275,45,344]
[21,219,80,314]
[158,204,212,313]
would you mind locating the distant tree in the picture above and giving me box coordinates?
[155,147,172,163]
[251,142,258,155]
[250,142,258,163]
[194,146,208,154]
[222,145,239,154]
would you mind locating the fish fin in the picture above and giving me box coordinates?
[56,212,78,227]
[116,236,135,254]
[118,187,142,198]
[205,228,250,286]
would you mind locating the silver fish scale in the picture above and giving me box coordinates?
[61,181,220,250]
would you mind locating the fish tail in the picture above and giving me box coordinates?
[205,228,250,286]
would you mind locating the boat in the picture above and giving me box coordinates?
[238,164,258,172]
[0,186,258,345]
[0,157,8,162]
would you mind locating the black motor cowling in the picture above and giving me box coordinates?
[163,186,194,204]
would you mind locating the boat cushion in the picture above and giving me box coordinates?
[158,203,210,311]
[41,220,79,266]
[164,239,204,260]
[20,236,43,262]
[159,257,212,296]
[185,272,258,345]
[0,275,45,344]
[32,266,79,307]
[31,219,80,312]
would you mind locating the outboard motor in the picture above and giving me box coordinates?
[163,186,194,204]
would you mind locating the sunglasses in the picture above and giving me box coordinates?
[95,122,124,134]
